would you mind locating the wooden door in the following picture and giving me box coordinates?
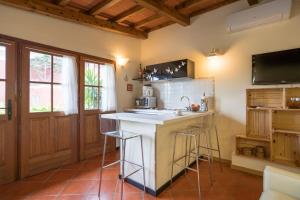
[20,45,78,178]
[79,57,116,160]
[0,39,17,184]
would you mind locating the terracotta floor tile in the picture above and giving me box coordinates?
[26,195,58,200]
[61,162,84,170]
[171,190,200,200]
[101,168,120,180]
[23,171,55,182]
[57,194,86,200]
[48,170,78,182]
[73,170,100,181]
[2,181,42,196]
[31,181,68,196]
[61,180,95,195]
[0,150,263,200]
[97,180,119,194]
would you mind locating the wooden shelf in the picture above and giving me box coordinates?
[236,135,270,142]
[273,158,299,168]
[241,87,300,168]
[247,107,273,111]
[236,135,271,160]
[273,108,300,112]
[236,153,271,161]
[273,129,300,136]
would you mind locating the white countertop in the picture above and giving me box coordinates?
[101,110,214,125]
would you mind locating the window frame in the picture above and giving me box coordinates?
[28,49,64,113]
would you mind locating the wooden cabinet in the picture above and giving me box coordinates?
[236,87,300,167]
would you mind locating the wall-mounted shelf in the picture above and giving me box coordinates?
[273,129,300,136]
[236,87,300,168]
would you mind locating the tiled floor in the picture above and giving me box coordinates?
[0,150,262,200]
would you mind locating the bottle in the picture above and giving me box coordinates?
[139,64,143,79]
[200,92,208,112]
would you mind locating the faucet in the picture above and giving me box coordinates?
[180,96,191,111]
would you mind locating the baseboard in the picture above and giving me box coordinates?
[231,164,263,176]
[125,157,231,196]
[126,162,192,196]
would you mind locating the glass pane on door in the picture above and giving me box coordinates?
[85,62,99,86]
[0,46,5,79]
[53,84,63,111]
[84,86,99,110]
[53,56,63,83]
[0,81,5,114]
[30,51,51,82]
[30,83,51,112]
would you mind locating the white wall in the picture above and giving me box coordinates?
[141,0,300,160]
[0,4,141,111]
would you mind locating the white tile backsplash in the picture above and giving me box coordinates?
[151,78,215,110]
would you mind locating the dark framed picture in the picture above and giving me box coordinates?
[127,83,133,91]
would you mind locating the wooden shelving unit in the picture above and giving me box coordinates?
[236,87,300,167]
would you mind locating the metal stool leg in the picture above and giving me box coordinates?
[98,135,107,198]
[193,135,202,200]
[120,139,126,200]
[208,129,214,164]
[139,136,146,192]
[205,130,213,186]
[215,125,223,172]
[184,136,188,175]
[170,134,177,184]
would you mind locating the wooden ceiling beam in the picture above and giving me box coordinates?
[247,0,259,6]
[190,0,239,17]
[89,0,122,16]
[175,0,204,10]
[0,0,147,39]
[134,0,190,26]
[55,0,71,6]
[134,14,161,29]
[111,5,144,23]
[146,21,175,32]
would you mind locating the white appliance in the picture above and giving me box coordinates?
[142,86,154,97]
[226,0,292,32]
[135,97,157,109]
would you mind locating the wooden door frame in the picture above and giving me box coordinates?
[0,38,17,183]
[79,55,116,160]
[0,33,116,180]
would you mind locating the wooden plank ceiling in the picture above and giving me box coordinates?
[0,0,239,39]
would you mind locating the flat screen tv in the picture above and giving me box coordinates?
[252,48,300,85]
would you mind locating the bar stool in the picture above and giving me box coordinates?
[188,112,222,185]
[98,117,146,200]
[170,128,202,200]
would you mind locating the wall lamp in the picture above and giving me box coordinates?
[207,48,222,69]
[116,56,129,82]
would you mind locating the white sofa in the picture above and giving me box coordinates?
[260,166,300,200]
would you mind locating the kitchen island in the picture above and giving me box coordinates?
[101,110,213,195]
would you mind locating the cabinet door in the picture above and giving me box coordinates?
[0,39,17,184]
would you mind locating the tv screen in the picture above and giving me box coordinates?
[252,48,300,85]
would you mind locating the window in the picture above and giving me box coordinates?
[84,62,103,110]
[29,51,63,112]
[0,45,6,115]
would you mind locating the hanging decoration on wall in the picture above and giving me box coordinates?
[143,59,193,81]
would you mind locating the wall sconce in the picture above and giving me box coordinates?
[207,48,222,69]
[116,56,129,82]
[207,48,220,60]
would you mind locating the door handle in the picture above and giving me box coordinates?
[7,99,12,120]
